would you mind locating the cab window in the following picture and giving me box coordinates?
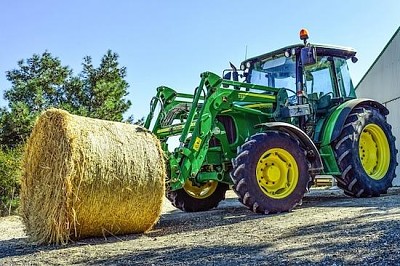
[334,57,356,98]
[304,56,335,97]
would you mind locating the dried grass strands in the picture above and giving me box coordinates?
[20,109,166,244]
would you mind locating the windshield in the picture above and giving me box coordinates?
[248,54,296,93]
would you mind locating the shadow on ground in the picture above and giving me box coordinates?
[1,188,399,264]
[0,198,262,259]
[76,210,400,266]
[150,197,265,237]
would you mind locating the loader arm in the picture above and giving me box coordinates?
[170,72,283,190]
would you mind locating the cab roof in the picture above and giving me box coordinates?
[241,44,357,66]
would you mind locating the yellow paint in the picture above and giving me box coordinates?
[359,123,390,180]
[193,137,202,151]
[183,180,218,199]
[256,148,299,199]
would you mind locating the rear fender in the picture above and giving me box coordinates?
[256,122,323,175]
[320,98,388,146]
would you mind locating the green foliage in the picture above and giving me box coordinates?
[0,146,22,216]
[1,52,70,148]
[5,52,71,112]
[70,50,131,121]
[0,50,132,148]
[0,104,37,148]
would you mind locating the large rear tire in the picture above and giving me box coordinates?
[333,106,398,197]
[166,180,229,212]
[231,131,312,214]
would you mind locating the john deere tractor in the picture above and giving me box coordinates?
[144,29,398,214]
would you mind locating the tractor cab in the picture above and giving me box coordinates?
[240,29,358,125]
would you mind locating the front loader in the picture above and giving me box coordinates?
[144,29,398,214]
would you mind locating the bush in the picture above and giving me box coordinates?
[0,146,22,216]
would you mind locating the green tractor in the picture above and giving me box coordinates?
[144,29,398,214]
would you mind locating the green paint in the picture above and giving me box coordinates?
[319,145,341,175]
[143,41,379,191]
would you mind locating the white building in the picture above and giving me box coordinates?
[356,26,400,185]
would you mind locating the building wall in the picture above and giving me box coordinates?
[356,27,400,185]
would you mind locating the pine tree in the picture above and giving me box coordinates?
[0,50,132,148]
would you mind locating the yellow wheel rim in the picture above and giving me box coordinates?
[183,180,218,199]
[256,148,299,199]
[359,124,390,180]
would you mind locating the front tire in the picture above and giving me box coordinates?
[333,106,398,197]
[231,131,312,214]
[166,180,229,212]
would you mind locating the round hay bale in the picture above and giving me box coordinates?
[20,109,166,244]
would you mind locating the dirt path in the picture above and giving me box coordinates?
[1,188,400,265]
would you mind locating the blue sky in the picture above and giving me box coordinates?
[1,1,399,120]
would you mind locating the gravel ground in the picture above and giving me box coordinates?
[1,187,400,265]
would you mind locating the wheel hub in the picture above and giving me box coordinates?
[266,165,281,182]
[183,180,218,199]
[256,148,299,199]
[359,123,390,180]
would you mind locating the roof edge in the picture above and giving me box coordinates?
[241,43,356,65]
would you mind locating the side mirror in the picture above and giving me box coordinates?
[300,46,317,66]
[232,71,239,82]
[223,72,231,80]
[229,62,239,82]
